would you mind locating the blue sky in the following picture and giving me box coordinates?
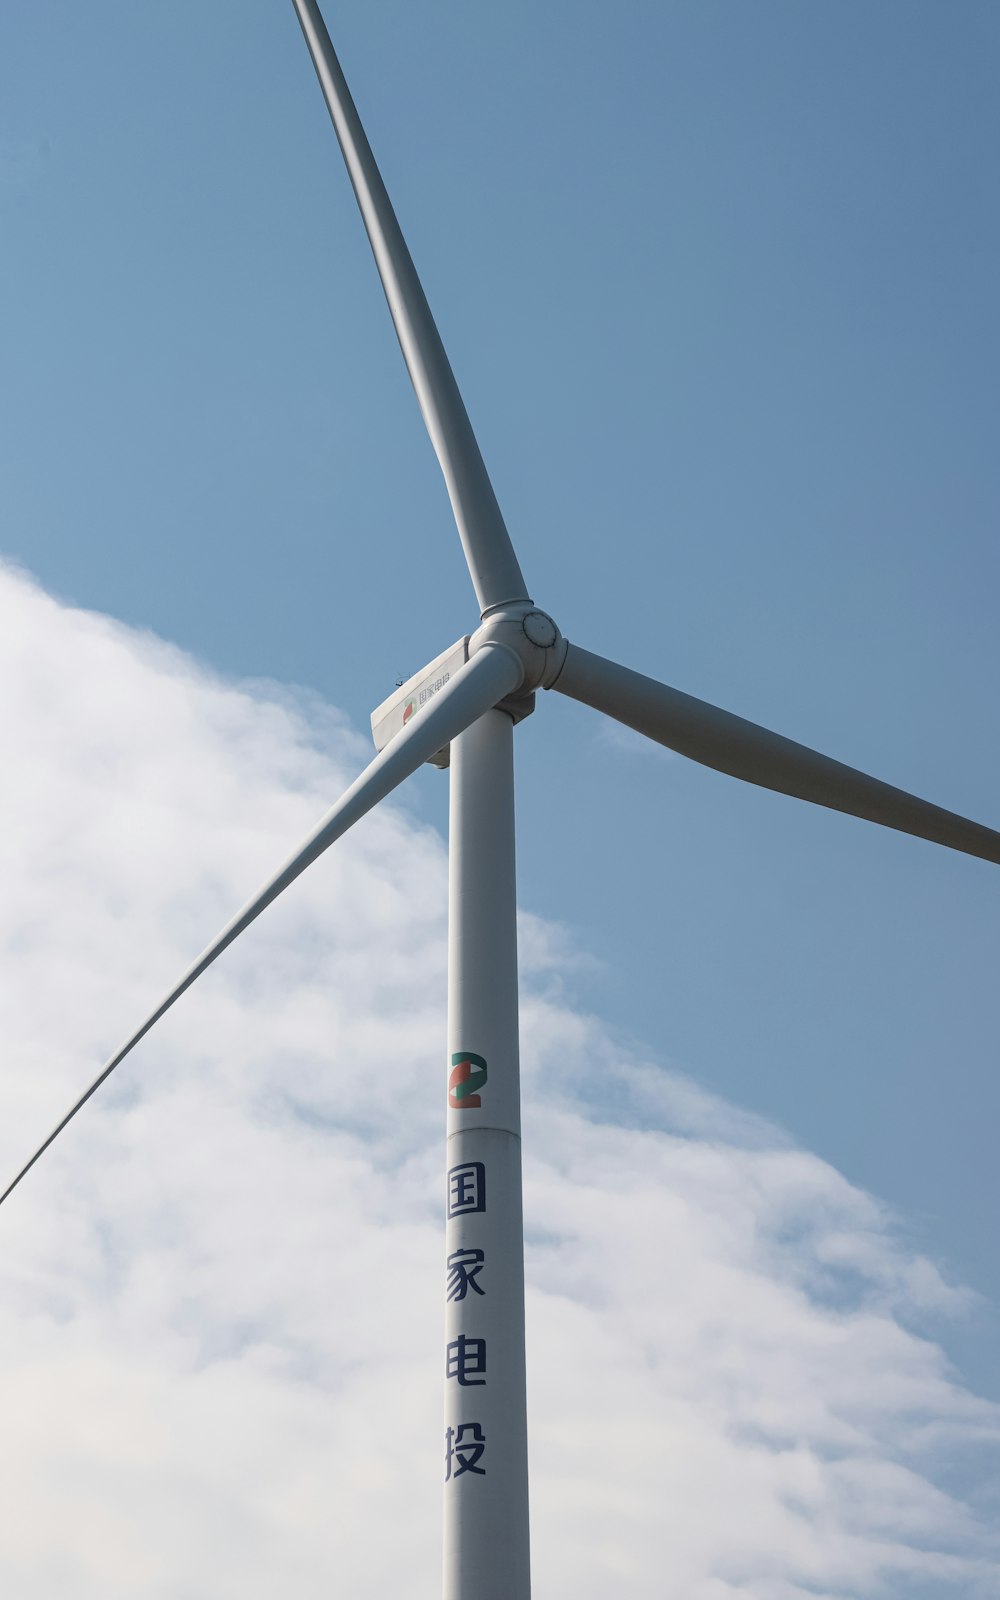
[1,3,998,1587]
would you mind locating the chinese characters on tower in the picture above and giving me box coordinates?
[447,1161,485,1218]
[446,1334,486,1386]
[447,1247,485,1302]
[445,1116,489,1479]
[445,1422,486,1480]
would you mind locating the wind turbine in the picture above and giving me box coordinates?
[3,3,998,1597]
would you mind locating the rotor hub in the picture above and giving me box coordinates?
[468,604,566,705]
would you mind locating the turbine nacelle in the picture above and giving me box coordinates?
[370,605,566,767]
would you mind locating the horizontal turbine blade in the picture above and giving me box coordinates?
[553,642,1000,866]
[0,643,523,1210]
[290,0,529,616]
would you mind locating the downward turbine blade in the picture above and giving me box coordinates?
[290,0,529,616]
[553,642,1000,866]
[0,644,523,1209]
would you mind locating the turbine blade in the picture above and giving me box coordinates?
[290,0,529,616]
[0,644,523,1209]
[553,642,1000,866]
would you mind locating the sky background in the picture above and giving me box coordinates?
[1,2,998,1593]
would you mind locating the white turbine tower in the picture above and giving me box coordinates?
[4,4,999,1597]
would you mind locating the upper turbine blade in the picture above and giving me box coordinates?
[290,0,529,617]
[0,643,523,1209]
[553,642,1000,866]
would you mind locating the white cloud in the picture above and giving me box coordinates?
[0,561,996,1598]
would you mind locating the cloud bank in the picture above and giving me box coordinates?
[0,562,996,1598]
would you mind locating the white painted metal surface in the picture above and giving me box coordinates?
[444,709,530,1599]
[553,641,1000,865]
[290,0,530,616]
[371,637,469,768]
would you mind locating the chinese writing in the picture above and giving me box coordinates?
[446,1334,486,1387]
[445,1422,486,1480]
[447,1246,485,1302]
[418,671,450,708]
[447,1161,485,1218]
[445,1144,489,1479]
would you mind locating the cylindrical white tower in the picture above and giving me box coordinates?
[444,708,530,1599]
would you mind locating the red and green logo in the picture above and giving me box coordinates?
[449,1052,487,1109]
[402,699,415,725]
